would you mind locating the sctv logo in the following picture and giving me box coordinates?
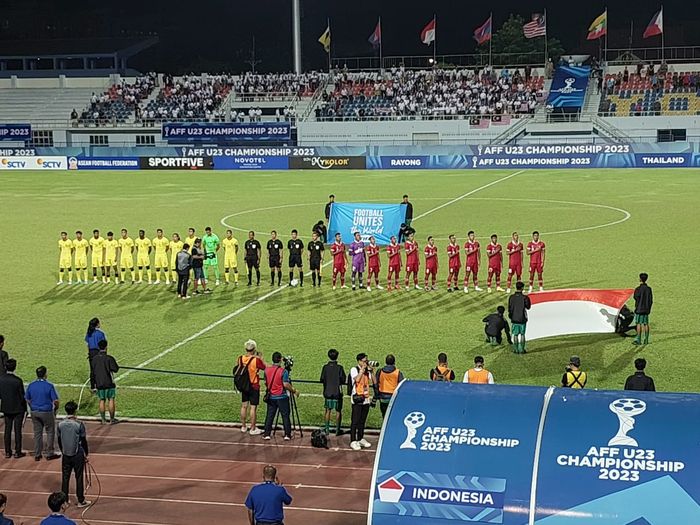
[37,158,62,169]
[1,158,27,168]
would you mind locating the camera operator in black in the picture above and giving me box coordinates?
[320,349,346,436]
[267,231,284,286]
[288,230,304,286]
[308,231,325,286]
[244,231,261,286]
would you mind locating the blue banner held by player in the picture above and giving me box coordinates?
[328,203,406,245]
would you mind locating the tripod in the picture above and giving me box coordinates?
[273,377,303,438]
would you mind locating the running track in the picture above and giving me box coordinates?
[0,421,375,524]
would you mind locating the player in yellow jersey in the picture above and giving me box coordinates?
[135,230,153,284]
[152,228,171,284]
[89,229,106,283]
[118,228,136,283]
[103,231,119,283]
[169,233,184,283]
[57,231,74,284]
[185,227,197,254]
[222,229,240,285]
[73,230,90,284]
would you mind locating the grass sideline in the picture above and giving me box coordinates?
[2,168,699,428]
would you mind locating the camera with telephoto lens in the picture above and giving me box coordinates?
[282,355,294,372]
[365,360,379,374]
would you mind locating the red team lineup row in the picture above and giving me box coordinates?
[329,230,546,293]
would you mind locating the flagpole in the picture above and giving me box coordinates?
[433,14,437,66]
[489,13,493,66]
[544,9,548,69]
[604,7,608,65]
[327,17,332,73]
[661,6,665,62]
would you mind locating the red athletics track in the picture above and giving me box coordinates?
[0,421,375,524]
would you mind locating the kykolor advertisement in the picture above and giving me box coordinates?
[288,155,367,170]
[370,383,700,524]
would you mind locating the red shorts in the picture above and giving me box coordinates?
[333,265,345,275]
[530,263,544,274]
[406,260,419,273]
[368,264,380,274]
[488,265,502,274]
[425,265,438,276]
[465,262,479,274]
[448,264,460,274]
[508,264,522,276]
[388,264,401,273]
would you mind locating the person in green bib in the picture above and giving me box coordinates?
[202,226,221,286]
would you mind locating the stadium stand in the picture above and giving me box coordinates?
[78,73,157,126]
[233,71,326,101]
[0,87,97,123]
[598,63,700,117]
[141,74,233,123]
[315,67,545,121]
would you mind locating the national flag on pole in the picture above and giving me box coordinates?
[368,19,381,48]
[523,13,547,38]
[420,17,436,45]
[587,10,607,40]
[318,26,331,53]
[643,8,663,38]
[526,289,634,341]
[473,15,492,45]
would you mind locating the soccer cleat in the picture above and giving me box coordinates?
[405,286,410,291]
[376,284,384,290]
[432,285,437,291]
[352,285,356,291]
[359,438,372,449]
[148,280,152,285]
[68,281,73,285]
[528,286,533,293]
[57,281,63,285]
[215,280,220,286]
[496,286,505,292]
[137,280,143,284]
[447,287,453,293]
[539,286,544,292]
[332,285,337,290]
[154,280,160,284]
[506,288,511,294]
[75,279,81,284]
[463,287,469,293]
[487,287,492,293]
[350,441,362,451]
[414,285,422,290]
[367,286,371,291]
[474,286,483,292]
[387,285,392,291]
[341,285,348,289]
[92,278,98,283]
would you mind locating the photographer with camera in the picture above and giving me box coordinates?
[562,356,587,389]
[349,353,376,451]
[376,355,404,418]
[320,349,346,436]
[262,352,299,441]
[234,340,266,435]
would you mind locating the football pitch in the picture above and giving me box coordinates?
[2,168,699,428]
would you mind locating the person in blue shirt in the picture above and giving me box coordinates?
[84,318,106,391]
[0,493,14,525]
[245,465,292,525]
[25,366,61,461]
[40,492,76,525]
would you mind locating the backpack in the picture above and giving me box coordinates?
[233,356,253,393]
[311,429,329,449]
[346,366,357,396]
[432,366,452,382]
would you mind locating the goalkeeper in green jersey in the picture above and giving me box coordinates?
[202,226,221,285]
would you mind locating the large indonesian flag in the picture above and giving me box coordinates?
[526,289,634,341]
[420,18,436,45]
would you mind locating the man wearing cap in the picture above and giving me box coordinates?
[463,356,495,384]
[237,340,266,435]
[562,356,587,389]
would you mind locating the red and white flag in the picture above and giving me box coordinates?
[643,8,663,38]
[525,289,634,341]
[420,17,436,45]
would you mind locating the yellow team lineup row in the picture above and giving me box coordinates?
[57,227,239,285]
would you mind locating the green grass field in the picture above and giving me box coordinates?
[2,168,699,429]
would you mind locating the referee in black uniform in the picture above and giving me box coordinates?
[287,230,304,287]
[267,231,284,286]
[244,231,261,286]
[308,231,325,287]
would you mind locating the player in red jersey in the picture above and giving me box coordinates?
[446,234,461,292]
[506,231,523,294]
[424,236,438,290]
[486,234,504,292]
[386,236,402,291]
[527,230,546,292]
[330,232,348,290]
[366,236,383,291]
[404,232,421,290]
[463,230,482,293]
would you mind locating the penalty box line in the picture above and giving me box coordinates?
[116,169,524,382]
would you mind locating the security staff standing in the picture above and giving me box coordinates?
[401,194,413,228]
[245,464,292,525]
[24,366,61,461]
[57,401,91,508]
[562,356,587,389]
[0,359,26,458]
[376,355,404,418]
[324,194,335,221]
[624,358,656,391]
[244,231,262,287]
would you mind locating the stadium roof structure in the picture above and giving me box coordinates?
[0,36,158,78]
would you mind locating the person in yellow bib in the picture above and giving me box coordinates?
[562,356,587,389]
[89,229,106,283]
[152,228,171,284]
[222,229,240,285]
[73,230,90,284]
[57,231,74,284]
[103,231,119,284]
[375,354,404,418]
[117,228,135,283]
[135,229,153,284]
[463,356,495,384]
[169,233,184,284]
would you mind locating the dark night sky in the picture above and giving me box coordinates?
[1,0,698,73]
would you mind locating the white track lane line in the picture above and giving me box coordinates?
[118,170,524,381]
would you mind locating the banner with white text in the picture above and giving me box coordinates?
[328,203,406,245]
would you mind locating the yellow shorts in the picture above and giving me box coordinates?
[137,255,151,267]
[170,258,178,271]
[224,256,238,269]
[120,257,134,269]
[91,256,103,268]
[105,257,117,267]
[59,257,72,269]
[154,254,169,269]
[75,256,87,269]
